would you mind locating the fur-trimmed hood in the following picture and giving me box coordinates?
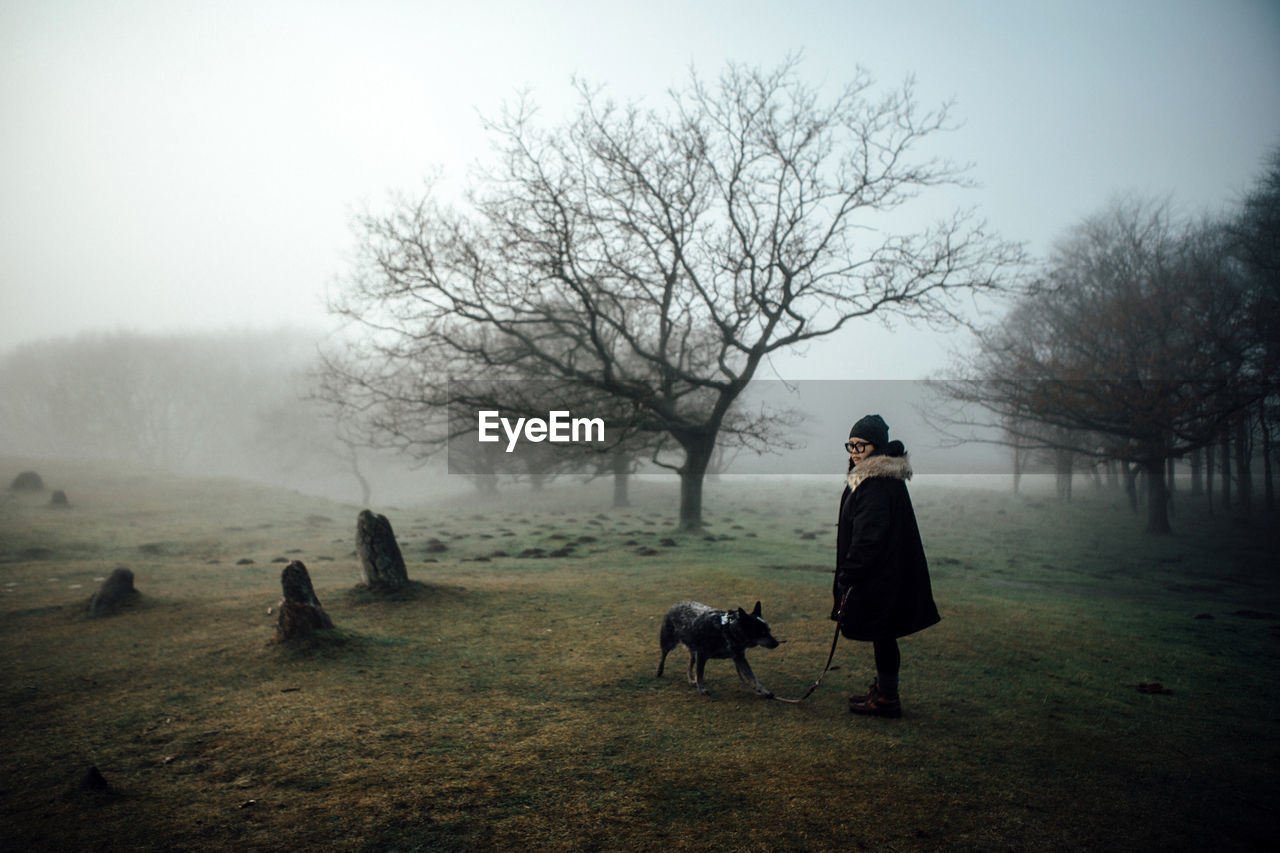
[846,452,912,492]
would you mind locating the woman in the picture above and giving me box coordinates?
[833,414,940,717]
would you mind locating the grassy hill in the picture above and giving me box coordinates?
[2,458,1277,851]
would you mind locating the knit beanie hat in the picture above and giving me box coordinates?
[848,414,889,448]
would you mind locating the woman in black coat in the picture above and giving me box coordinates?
[833,414,940,717]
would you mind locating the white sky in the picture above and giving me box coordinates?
[2,0,1278,379]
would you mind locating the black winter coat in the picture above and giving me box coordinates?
[832,452,940,641]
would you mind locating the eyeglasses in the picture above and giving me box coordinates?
[844,440,872,454]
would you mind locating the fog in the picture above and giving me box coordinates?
[2,2,1278,506]
[0,330,1065,508]
[3,1,1278,364]
[0,329,441,504]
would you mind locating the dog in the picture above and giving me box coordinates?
[657,600,780,698]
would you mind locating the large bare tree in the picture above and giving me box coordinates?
[326,59,1021,528]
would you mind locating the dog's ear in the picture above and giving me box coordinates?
[752,601,762,617]
[736,607,747,619]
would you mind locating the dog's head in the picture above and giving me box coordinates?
[737,601,780,649]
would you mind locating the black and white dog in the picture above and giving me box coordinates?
[657,600,780,698]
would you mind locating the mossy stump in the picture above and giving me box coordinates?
[10,470,43,491]
[88,568,139,616]
[276,560,334,641]
[356,510,408,592]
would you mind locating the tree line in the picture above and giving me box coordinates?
[0,329,392,502]
[933,153,1279,533]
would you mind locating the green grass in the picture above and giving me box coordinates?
[1,458,1277,851]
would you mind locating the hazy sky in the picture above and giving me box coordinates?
[2,0,1278,378]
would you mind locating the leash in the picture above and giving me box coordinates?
[772,587,850,705]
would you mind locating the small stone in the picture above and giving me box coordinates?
[88,568,139,616]
[9,470,43,491]
[79,765,109,793]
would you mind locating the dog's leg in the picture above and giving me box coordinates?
[686,650,697,687]
[657,619,676,677]
[694,653,710,694]
[733,655,773,699]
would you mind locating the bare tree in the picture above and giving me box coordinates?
[326,59,1021,528]
[1232,148,1280,304]
[0,330,345,492]
[256,397,377,505]
[933,198,1263,533]
[1230,147,1280,511]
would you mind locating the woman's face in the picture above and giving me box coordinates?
[846,438,875,465]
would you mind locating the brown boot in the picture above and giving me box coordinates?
[848,689,902,718]
[847,680,879,705]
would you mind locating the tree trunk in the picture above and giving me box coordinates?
[1205,442,1215,514]
[678,438,714,530]
[611,451,631,508]
[1166,457,1176,518]
[1189,447,1203,497]
[1123,461,1140,513]
[1144,457,1172,534]
[355,469,372,507]
[1235,413,1253,512]
[1054,449,1073,502]
[1261,403,1275,511]
[342,441,372,506]
[1011,444,1023,494]
[1220,430,1232,508]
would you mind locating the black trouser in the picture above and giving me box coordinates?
[873,638,900,677]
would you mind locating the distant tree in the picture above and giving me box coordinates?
[934,198,1262,533]
[1229,147,1280,510]
[0,333,230,466]
[1231,147,1280,313]
[0,330,327,482]
[256,397,376,505]
[326,58,1021,528]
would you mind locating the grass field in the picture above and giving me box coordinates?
[2,457,1277,851]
